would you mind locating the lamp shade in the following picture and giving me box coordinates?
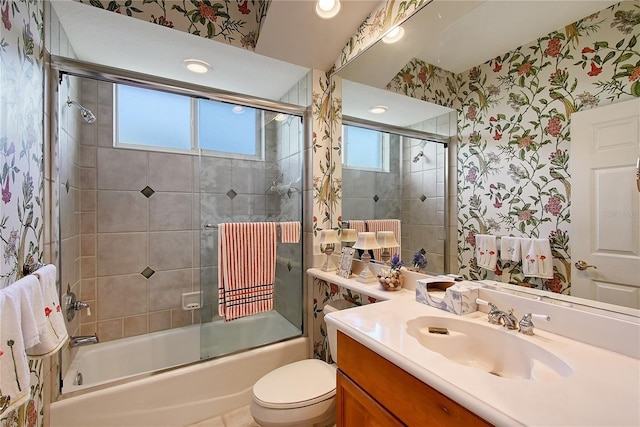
[340,228,358,243]
[318,229,340,245]
[353,232,381,250]
[377,231,399,248]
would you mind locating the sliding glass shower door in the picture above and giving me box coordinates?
[198,103,304,360]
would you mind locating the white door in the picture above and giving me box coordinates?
[571,98,640,310]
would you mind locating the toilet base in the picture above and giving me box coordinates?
[250,397,335,427]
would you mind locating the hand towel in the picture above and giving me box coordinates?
[500,236,522,262]
[218,222,277,321]
[0,290,31,414]
[365,219,401,261]
[2,276,43,350]
[279,221,301,244]
[521,238,554,279]
[475,234,498,271]
[28,264,68,357]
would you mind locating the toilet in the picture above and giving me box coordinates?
[250,300,354,427]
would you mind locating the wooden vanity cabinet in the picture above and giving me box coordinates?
[336,331,493,427]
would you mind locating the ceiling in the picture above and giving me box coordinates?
[52,0,619,127]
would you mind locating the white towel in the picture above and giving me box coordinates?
[475,234,498,271]
[520,238,554,279]
[500,236,522,262]
[0,290,31,414]
[2,276,43,350]
[27,264,68,357]
[279,221,300,243]
[218,222,277,321]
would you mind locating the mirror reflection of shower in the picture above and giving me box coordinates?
[67,97,96,123]
[412,151,425,163]
[266,173,301,198]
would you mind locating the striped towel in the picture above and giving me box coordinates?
[348,220,366,234]
[279,221,300,243]
[365,219,401,261]
[218,222,277,321]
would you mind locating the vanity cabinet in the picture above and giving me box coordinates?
[336,331,492,427]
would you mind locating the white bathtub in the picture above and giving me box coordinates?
[51,312,307,427]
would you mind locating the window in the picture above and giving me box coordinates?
[342,125,388,171]
[116,84,261,158]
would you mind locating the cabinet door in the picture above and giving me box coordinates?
[337,370,404,427]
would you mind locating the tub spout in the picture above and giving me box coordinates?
[70,334,99,347]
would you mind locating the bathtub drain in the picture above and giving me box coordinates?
[74,372,83,386]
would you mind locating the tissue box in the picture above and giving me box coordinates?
[416,278,481,315]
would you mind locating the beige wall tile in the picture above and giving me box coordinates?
[97,148,147,190]
[149,192,192,231]
[80,167,96,190]
[148,269,192,311]
[96,273,148,320]
[80,212,96,234]
[97,318,123,342]
[79,145,96,167]
[81,189,96,212]
[148,152,192,192]
[149,310,171,333]
[80,256,96,279]
[171,308,193,328]
[81,233,95,256]
[81,278,96,301]
[97,233,147,276]
[97,191,148,232]
[124,314,148,337]
[149,231,192,271]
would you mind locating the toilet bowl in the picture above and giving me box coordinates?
[250,300,355,427]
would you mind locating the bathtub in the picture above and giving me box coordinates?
[51,312,307,427]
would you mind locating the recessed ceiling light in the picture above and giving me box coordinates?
[368,105,388,114]
[183,59,211,74]
[382,26,405,44]
[315,0,341,19]
[232,106,245,114]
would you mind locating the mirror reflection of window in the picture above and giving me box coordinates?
[342,125,389,171]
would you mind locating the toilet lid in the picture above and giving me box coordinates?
[253,359,336,409]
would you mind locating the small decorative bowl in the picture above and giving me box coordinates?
[376,268,405,291]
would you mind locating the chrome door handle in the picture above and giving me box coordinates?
[636,156,640,192]
[575,260,597,271]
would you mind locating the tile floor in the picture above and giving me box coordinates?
[187,405,259,427]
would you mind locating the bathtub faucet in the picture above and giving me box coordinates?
[70,334,99,347]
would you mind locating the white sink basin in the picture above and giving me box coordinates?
[406,316,574,381]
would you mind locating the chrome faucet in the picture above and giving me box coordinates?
[70,334,99,347]
[482,300,519,330]
[519,313,551,335]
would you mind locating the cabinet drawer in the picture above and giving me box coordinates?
[337,331,492,427]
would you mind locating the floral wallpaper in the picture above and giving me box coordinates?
[311,277,376,363]
[78,0,270,50]
[0,0,44,289]
[386,2,640,294]
[0,0,46,424]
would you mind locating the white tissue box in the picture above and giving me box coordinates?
[416,278,481,316]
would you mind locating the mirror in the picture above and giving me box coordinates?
[333,0,639,315]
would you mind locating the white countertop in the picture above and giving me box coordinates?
[310,269,640,426]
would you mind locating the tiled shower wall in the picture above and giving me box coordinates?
[341,111,456,272]
[77,77,306,341]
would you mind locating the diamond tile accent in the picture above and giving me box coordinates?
[65,179,70,194]
[287,261,292,272]
[420,248,426,255]
[141,186,155,198]
[373,195,380,203]
[226,189,238,200]
[420,194,427,202]
[141,267,155,279]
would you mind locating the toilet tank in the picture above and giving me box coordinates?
[323,300,356,363]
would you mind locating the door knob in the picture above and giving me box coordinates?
[575,260,597,271]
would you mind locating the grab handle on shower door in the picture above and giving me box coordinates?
[636,156,640,192]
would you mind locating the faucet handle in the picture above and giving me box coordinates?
[519,313,550,335]
[476,298,502,324]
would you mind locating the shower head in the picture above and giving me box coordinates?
[67,98,96,124]
[412,151,425,163]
